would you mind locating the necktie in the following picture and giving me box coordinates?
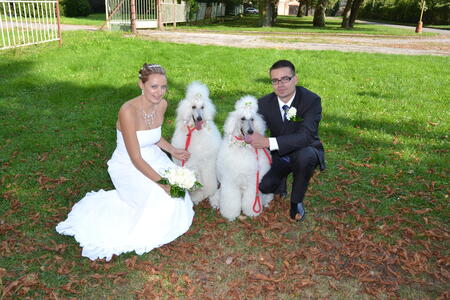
[282,105,289,122]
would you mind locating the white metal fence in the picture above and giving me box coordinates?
[160,1,226,24]
[104,0,226,29]
[0,0,61,50]
[105,0,158,29]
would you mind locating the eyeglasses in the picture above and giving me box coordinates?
[271,76,294,85]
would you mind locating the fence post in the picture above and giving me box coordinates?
[130,0,137,33]
[157,0,164,29]
[55,0,62,46]
[173,0,176,27]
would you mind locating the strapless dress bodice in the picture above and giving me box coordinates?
[115,127,162,153]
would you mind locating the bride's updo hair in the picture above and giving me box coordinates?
[139,63,166,83]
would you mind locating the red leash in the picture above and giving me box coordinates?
[182,126,197,167]
[234,136,272,213]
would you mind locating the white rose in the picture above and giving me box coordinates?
[166,167,196,189]
[287,107,297,120]
[178,168,196,189]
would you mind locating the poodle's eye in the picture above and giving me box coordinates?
[192,105,196,109]
[241,117,246,121]
[250,118,254,121]
[201,106,204,109]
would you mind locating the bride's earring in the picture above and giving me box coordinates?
[141,89,144,95]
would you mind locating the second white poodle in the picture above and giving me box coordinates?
[171,81,222,205]
[211,95,273,221]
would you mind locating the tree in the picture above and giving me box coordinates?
[313,0,328,26]
[341,0,364,28]
[61,0,91,17]
[259,0,276,26]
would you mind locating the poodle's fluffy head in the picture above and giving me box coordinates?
[176,81,216,130]
[223,95,266,139]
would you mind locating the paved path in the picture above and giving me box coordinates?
[139,30,450,56]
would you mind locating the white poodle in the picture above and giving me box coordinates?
[210,95,273,221]
[171,81,222,205]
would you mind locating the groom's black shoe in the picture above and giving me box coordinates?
[290,202,306,222]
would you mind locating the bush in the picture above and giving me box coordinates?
[359,0,449,25]
[88,0,105,13]
[62,0,91,17]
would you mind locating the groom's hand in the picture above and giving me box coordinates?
[250,132,269,149]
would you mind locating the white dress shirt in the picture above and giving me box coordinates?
[268,93,296,151]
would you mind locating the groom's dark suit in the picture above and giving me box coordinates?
[258,86,325,205]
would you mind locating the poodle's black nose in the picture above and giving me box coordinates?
[247,129,254,135]
[196,116,203,121]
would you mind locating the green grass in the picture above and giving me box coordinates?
[427,24,450,30]
[59,13,105,26]
[0,31,449,299]
[175,15,436,36]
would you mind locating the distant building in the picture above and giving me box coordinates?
[277,0,299,16]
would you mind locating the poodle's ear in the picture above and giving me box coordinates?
[186,81,209,101]
[235,95,258,113]
[254,113,267,135]
[176,97,192,122]
[203,98,216,121]
[223,111,238,136]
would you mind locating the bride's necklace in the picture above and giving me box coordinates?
[141,98,156,129]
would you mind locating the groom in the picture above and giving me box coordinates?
[250,59,325,221]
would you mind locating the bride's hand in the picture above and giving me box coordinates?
[172,148,190,161]
[158,183,170,195]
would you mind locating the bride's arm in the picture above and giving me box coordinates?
[119,105,162,182]
[156,101,190,162]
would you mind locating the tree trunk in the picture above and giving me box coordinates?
[313,0,328,27]
[341,0,353,28]
[297,1,304,17]
[259,0,273,27]
[271,1,277,23]
[348,0,364,27]
[305,0,309,16]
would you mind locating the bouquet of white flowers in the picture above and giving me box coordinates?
[157,166,202,198]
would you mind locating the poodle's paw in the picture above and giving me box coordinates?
[190,192,205,205]
[209,191,220,209]
[220,209,240,222]
[243,210,261,218]
[262,193,274,207]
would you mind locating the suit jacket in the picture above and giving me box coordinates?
[258,86,325,170]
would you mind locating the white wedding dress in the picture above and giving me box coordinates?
[56,127,194,261]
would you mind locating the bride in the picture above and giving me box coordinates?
[56,63,194,261]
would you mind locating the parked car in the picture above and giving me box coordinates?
[244,7,259,14]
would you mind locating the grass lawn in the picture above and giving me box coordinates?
[174,15,436,36]
[427,24,450,30]
[59,13,105,26]
[0,31,449,299]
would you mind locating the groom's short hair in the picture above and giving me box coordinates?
[270,60,296,75]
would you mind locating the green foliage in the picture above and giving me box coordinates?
[359,0,450,24]
[61,0,92,17]
[87,0,105,13]
[186,0,200,21]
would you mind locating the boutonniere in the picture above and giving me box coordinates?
[286,107,302,122]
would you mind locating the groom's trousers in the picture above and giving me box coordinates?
[259,146,319,204]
